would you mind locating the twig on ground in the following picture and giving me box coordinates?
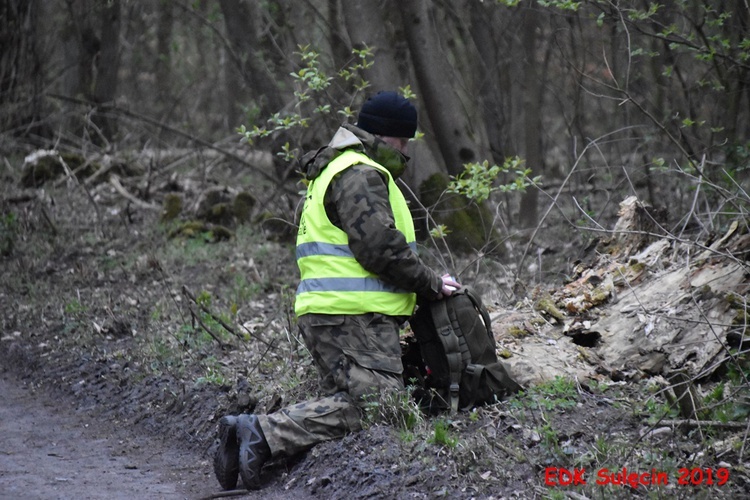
[661,419,748,430]
[741,415,750,462]
[109,175,160,211]
[38,203,58,235]
[196,489,251,500]
[187,305,231,348]
[677,156,705,239]
[52,148,106,236]
[182,285,273,347]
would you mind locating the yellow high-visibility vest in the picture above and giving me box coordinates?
[295,150,417,316]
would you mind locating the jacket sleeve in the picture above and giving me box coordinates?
[327,164,443,300]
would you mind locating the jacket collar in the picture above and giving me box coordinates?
[299,123,409,181]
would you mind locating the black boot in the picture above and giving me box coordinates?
[236,414,271,490]
[213,415,239,490]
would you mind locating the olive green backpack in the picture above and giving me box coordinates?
[409,286,523,413]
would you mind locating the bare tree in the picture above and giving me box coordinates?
[218,0,285,121]
[399,0,488,177]
[518,1,543,227]
[154,0,174,106]
[91,0,121,141]
[0,0,45,138]
[341,1,407,91]
[467,0,514,163]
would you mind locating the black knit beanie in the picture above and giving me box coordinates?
[356,91,418,138]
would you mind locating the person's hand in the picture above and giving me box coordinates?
[438,274,461,299]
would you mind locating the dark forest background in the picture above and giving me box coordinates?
[2,0,748,256]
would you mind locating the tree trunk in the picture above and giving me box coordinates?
[57,0,98,136]
[0,0,45,137]
[92,0,121,141]
[518,2,542,228]
[341,1,443,193]
[155,0,173,107]
[327,0,351,74]
[341,1,406,92]
[399,0,484,177]
[218,0,284,118]
[467,0,510,164]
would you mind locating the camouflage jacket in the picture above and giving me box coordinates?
[298,123,442,301]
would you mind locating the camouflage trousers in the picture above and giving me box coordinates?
[257,312,404,457]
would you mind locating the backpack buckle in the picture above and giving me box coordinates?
[449,382,460,413]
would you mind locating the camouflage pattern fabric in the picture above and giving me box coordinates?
[298,123,443,301]
[257,312,403,457]
[258,124,445,457]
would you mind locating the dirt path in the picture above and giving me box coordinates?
[0,374,217,500]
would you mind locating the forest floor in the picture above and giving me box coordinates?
[2,152,749,499]
[0,372,214,499]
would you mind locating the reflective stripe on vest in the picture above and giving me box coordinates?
[296,241,417,260]
[295,150,417,316]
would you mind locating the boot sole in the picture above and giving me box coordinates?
[213,416,239,490]
[237,414,268,490]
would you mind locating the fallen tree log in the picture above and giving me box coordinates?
[493,197,749,387]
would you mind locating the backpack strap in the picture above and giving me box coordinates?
[462,363,484,411]
[431,299,462,414]
[463,287,493,341]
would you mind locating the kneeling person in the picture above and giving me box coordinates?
[214,91,459,490]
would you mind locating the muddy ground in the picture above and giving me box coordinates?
[2,156,749,499]
[0,373,214,499]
